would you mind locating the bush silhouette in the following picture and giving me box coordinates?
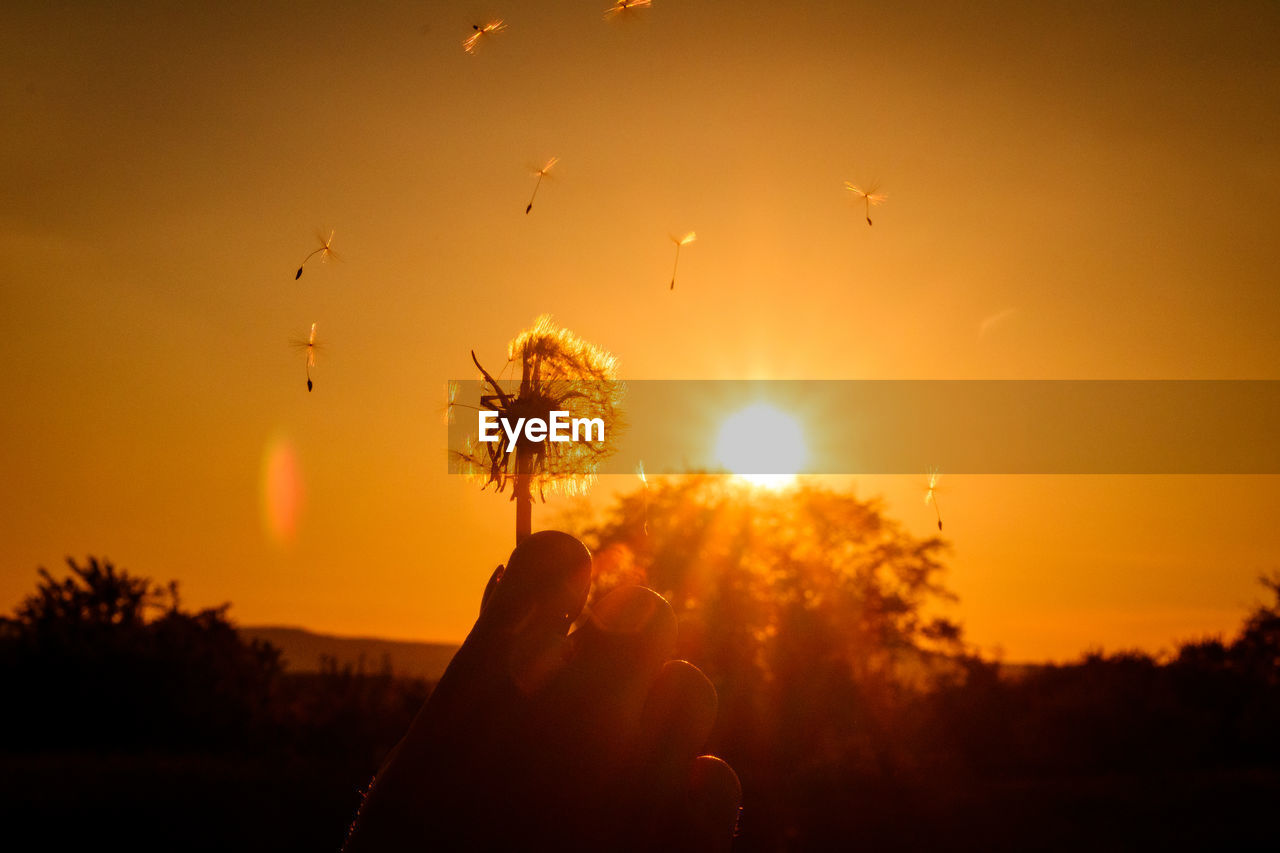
[1,556,281,750]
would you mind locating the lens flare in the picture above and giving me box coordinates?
[261,434,304,546]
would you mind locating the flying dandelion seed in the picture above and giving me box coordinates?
[289,322,322,392]
[525,157,558,214]
[453,316,622,545]
[844,183,887,226]
[295,230,337,280]
[637,460,649,536]
[604,0,652,19]
[445,380,461,424]
[669,231,696,290]
[978,307,1018,339]
[464,20,505,54]
[924,467,944,531]
[444,379,493,424]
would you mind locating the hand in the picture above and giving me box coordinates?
[343,530,741,852]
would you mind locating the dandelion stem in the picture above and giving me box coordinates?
[514,349,536,544]
[526,174,542,214]
[515,451,532,544]
[296,247,322,279]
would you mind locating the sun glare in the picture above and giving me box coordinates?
[715,403,807,489]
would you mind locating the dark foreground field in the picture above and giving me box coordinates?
[3,752,1278,851]
[5,495,1279,851]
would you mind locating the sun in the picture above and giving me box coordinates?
[715,403,807,489]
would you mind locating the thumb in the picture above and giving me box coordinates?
[400,531,592,755]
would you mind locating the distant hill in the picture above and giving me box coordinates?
[241,626,459,683]
[240,625,1046,687]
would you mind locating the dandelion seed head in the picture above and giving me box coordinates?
[455,315,622,499]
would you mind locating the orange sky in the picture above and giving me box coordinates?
[2,1,1278,661]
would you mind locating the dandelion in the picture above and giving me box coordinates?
[604,0,652,19]
[290,322,322,392]
[295,229,337,280]
[669,231,695,290]
[924,467,943,531]
[844,182,887,226]
[525,157,558,214]
[464,20,505,54]
[453,315,622,544]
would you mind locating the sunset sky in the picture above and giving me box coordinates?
[2,0,1278,661]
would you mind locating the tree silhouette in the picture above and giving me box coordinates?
[573,475,966,833]
[13,556,157,630]
[579,476,963,681]
[1232,572,1280,687]
[1,556,282,750]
